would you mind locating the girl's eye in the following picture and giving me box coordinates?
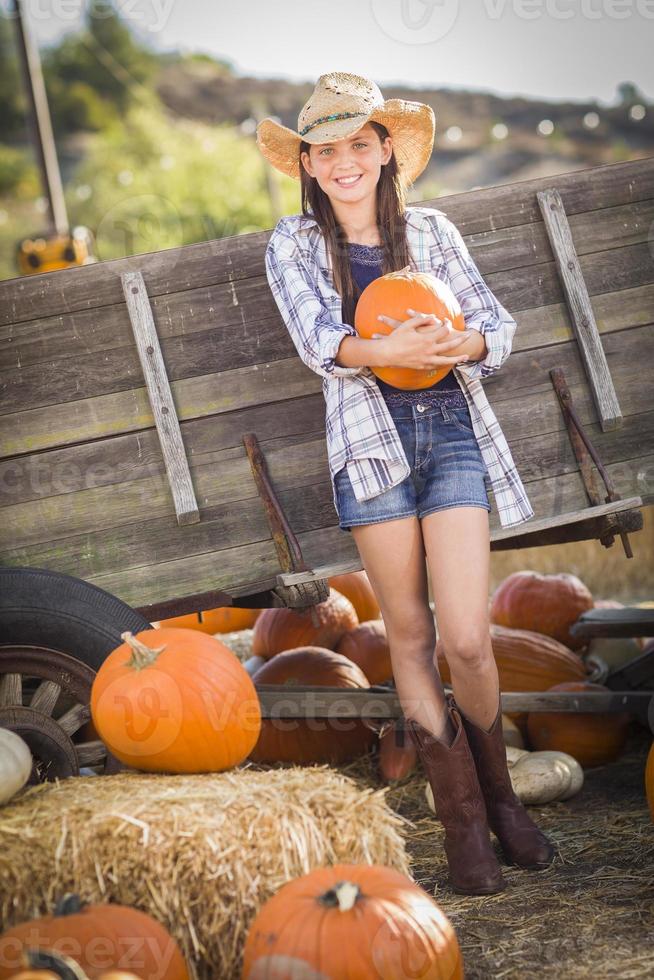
[319,142,367,155]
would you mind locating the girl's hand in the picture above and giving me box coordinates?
[372,308,473,371]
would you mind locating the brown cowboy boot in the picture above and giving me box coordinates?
[406,693,506,895]
[458,695,556,870]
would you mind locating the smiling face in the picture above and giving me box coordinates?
[300,122,393,207]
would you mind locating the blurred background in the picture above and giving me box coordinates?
[0,0,652,281]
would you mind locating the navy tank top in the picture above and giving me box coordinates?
[348,241,463,402]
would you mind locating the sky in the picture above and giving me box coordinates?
[4,0,653,106]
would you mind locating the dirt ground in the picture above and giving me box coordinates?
[343,720,654,980]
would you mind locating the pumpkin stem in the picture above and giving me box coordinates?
[319,880,361,911]
[54,893,85,916]
[121,631,167,670]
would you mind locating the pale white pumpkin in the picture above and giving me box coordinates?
[510,754,572,804]
[0,728,33,805]
[526,750,584,801]
[506,745,530,767]
[243,655,266,677]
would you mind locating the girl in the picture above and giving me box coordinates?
[257,72,555,895]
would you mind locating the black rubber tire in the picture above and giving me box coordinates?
[0,566,153,671]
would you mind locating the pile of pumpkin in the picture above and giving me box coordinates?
[151,569,653,805]
[2,569,652,806]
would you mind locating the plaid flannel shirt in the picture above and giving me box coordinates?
[264,205,535,529]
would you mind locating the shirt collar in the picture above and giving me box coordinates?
[298,206,429,234]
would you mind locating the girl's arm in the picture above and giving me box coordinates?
[431,214,518,380]
[265,222,382,379]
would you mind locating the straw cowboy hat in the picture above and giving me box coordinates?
[256,72,435,184]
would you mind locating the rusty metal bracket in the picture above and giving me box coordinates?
[550,367,637,557]
[242,432,329,610]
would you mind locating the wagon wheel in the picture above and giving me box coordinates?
[0,646,124,783]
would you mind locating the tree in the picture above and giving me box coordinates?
[42,1,157,133]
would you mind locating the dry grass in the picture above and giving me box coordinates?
[486,505,654,604]
[340,722,654,980]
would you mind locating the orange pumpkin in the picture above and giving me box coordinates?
[327,570,380,622]
[645,740,654,823]
[242,863,463,979]
[335,619,393,684]
[250,647,375,764]
[379,721,418,783]
[526,681,631,766]
[150,612,203,631]
[436,624,587,736]
[252,589,358,659]
[0,894,189,980]
[490,571,594,651]
[200,606,261,633]
[354,268,466,389]
[90,629,261,773]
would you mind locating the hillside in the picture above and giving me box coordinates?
[155,63,654,192]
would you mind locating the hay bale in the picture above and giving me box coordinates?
[217,628,254,662]
[0,765,411,979]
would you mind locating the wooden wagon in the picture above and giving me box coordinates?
[1,156,653,779]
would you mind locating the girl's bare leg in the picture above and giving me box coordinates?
[420,505,499,731]
[350,516,455,742]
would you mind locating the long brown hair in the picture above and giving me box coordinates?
[299,121,413,326]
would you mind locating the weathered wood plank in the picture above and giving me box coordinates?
[569,607,654,639]
[1,324,651,549]
[2,441,649,601]
[1,199,653,377]
[2,307,650,461]
[0,200,654,377]
[1,480,339,582]
[0,395,327,507]
[0,432,331,550]
[538,188,623,431]
[0,356,321,456]
[276,497,643,586]
[428,157,654,235]
[0,158,651,327]
[2,239,652,418]
[44,443,652,608]
[121,271,200,525]
[251,689,652,724]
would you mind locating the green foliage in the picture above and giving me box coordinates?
[0,13,27,139]
[62,102,298,263]
[41,4,157,134]
[0,144,39,196]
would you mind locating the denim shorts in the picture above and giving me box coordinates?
[334,388,491,532]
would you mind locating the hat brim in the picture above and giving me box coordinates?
[256,99,435,185]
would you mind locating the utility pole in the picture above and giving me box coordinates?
[11,0,69,235]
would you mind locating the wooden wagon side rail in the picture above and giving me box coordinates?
[253,686,654,734]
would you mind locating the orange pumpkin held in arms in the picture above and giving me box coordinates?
[354,267,466,390]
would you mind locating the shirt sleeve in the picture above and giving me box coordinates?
[264,221,364,380]
[433,214,517,381]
